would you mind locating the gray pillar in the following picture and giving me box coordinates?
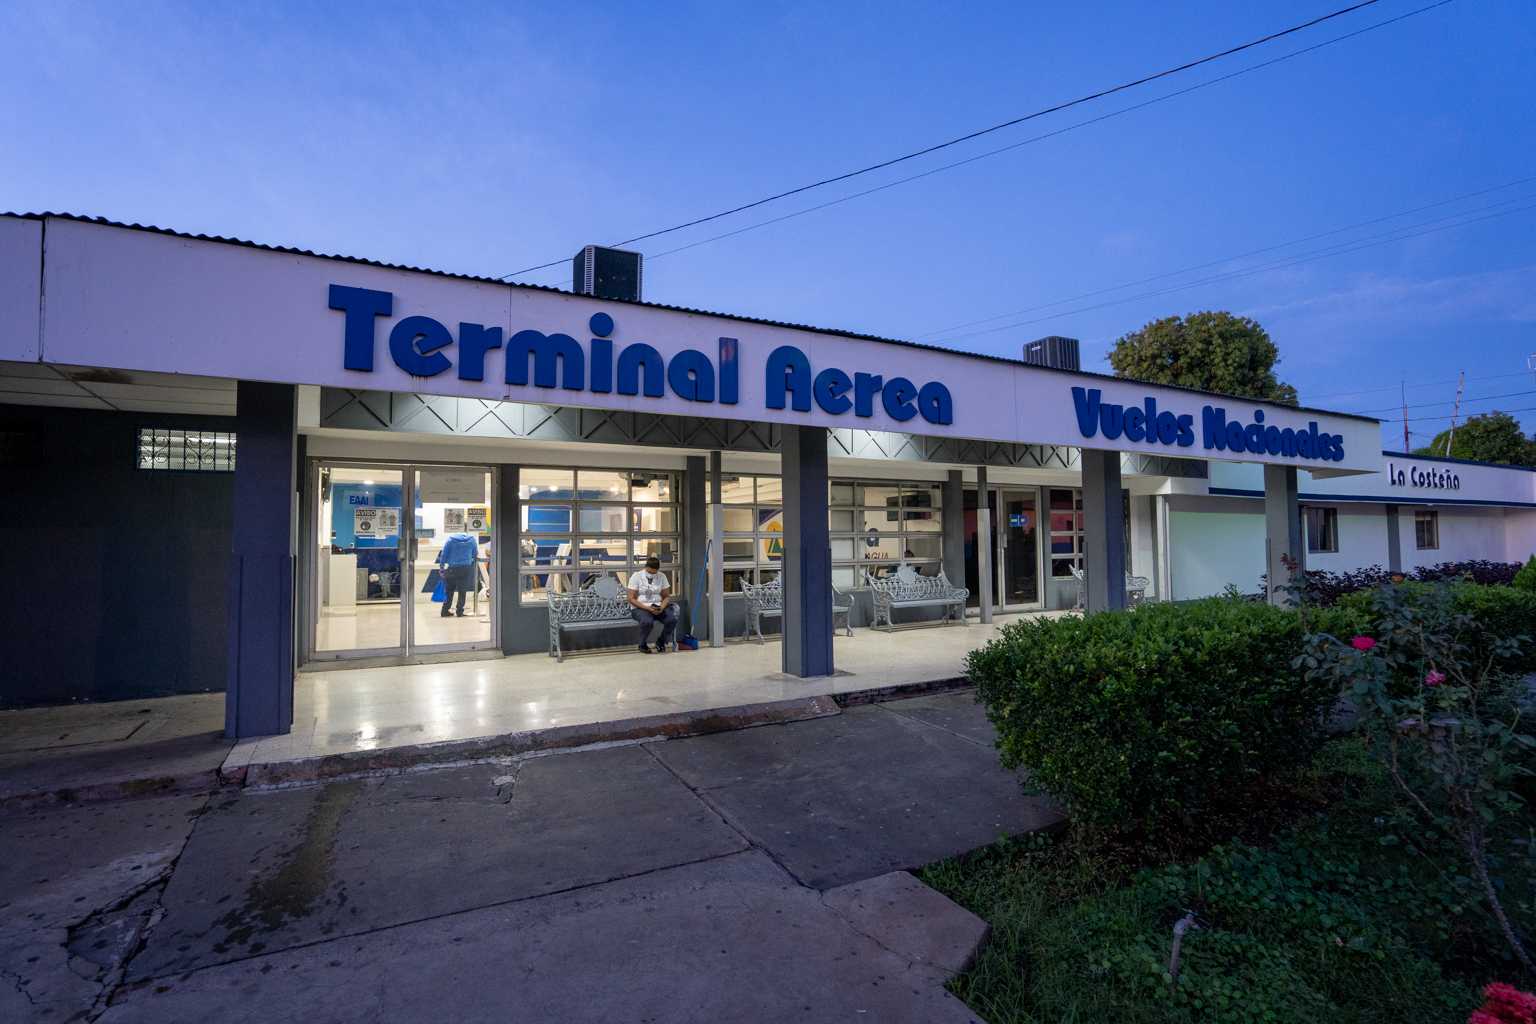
[1385,504,1402,574]
[226,381,297,739]
[782,425,833,677]
[942,470,964,592]
[684,456,707,639]
[976,467,993,623]
[1264,464,1303,605]
[1081,448,1127,613]
[498,465,520,653]
[708,450,724,648]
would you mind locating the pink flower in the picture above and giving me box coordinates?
[1426,671,1446,686]
[1472,982,1536,1024]
[1334,936,1343,947]
[1351,637,1376,651]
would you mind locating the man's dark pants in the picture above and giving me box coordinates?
[632,605,678,647]
[441,564,474,616]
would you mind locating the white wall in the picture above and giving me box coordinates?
[1506,510,1536,565]
[1169,499,1265,599]
[1398,505,1511,571]
[1303,504,1391,573]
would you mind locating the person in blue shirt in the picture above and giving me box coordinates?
[437,532,479,618]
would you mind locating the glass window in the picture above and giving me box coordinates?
[1306,507,1338,553]
[577,470,628,500]
[519,468,572,500]
[137,428,236,472]
[1415,510,1438,550]
[830,478,949,588]
[755,477,783,504]
[1048,488,1084,578]
[829,481,855,506]
[723,508,756,532]
[520,465,680,604]
[719,475,754,504]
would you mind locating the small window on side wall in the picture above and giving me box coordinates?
[1415,510,1439,550]
[1305,506,1338,554]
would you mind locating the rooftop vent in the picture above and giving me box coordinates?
[1022,336,1080,371]
[572,246,643,302]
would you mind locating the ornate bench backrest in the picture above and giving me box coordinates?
[548,573,630,622]
[867,564,955,600]
[741,575,783,611]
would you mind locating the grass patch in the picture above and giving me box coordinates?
[923,737,1536,1023]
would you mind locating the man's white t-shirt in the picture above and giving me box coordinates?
[627,569,669,607]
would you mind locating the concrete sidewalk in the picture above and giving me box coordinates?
[2,690,1060,1023]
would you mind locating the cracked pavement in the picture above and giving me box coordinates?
[1,690,1060,1022]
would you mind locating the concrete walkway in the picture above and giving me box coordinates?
[1,690,1060,1023]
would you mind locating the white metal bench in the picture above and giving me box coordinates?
[740,576,855,644]
[865,565,969,632]
[1069,567,1152,609]
[547,573,633,662]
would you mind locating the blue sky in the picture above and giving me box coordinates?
[2,0,1532,449]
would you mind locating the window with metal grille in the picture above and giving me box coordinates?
[1305,506,1338,553]
[1415,510,1439,550]
[137,428,237,472]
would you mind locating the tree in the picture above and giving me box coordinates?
[1412,411,1536,466]
[1107,311,1299,404]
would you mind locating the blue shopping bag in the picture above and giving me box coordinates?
[431,576,446,603]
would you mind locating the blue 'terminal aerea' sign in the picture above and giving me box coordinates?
[1072,387,1346,462]
[329,285,954,425]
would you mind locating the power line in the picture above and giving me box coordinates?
[633,0,1459,272]
[1352,389,1536,415]
[499,0,1402,280]
[1305,370,1532,401]
[924,201,1536,344]
[912,175,1536,342]
[1405,405,1536,423]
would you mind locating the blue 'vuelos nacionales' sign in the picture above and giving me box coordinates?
[329,285,953,426]
[1072,386,1346,462]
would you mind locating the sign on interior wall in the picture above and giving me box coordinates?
[354,508,379,536]
[419,471,483,503]
[465,506,490,532]
[443,507,466,533]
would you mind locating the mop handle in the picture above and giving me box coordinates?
[689,539,710,637]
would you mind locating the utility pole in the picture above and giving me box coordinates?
[1445,372,1465,458]
[1401,381,1409,452]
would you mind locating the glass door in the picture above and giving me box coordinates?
[308,462,496,661]
[995,488,1042,609]
[312,465,406,658]
[409,467,495,652]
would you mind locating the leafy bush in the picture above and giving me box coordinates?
[968,597,1358,830]
[1336,582,1536,675]
[1515,555,1536,593]
[1277,560,1527,607]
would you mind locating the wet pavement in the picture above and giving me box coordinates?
[2,690,1058,1023]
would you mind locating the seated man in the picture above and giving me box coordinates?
[627,556,677,654]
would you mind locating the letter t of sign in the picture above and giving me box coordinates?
[329,285,393,372]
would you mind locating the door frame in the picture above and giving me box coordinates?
[994,486,1045,611]
[301,458,500,664]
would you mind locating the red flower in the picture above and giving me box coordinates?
[1351,637,1376,651]
[1426,671,1446,686]
[1469,982,1536,1024]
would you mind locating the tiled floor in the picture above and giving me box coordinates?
[315,594,494,651]
[226,611,1060,769]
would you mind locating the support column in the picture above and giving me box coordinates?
[225,381,297,739]
[976,467,993,623]
[782,425,833,678]
[1385,504,1402,574]
[1264,464,1303,605]
[942,470,964,600]
[1081,449,1127,613]
[1155,494,1172,602]
[708,451,724,648]
[498,465,520,653]
[684,456,707,640]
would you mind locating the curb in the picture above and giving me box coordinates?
[1,767,224,814]
[230,693,844,790]
[833,676,971,707]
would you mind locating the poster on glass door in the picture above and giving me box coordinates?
[443,507,466,534]
[465,506,489,533]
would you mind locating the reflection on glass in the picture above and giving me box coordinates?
[579,538,628,565]
[857,482,899,508]
[578,505,629,532]
[719,476,754,503]
[754,478,782,503]
[632,507,676,532]
[831,537,855,560]
[522,504,572,533]
[905,536,942,559]
[829,510,856,532]
[577,470,628,499]
[722,508,754,532]
[628,473,674,502]
[829,482,854,506]
[519,468,573,500]
[636,538,676,563]
[723,540,755,559]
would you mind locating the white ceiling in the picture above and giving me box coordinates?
[0,360,236,415]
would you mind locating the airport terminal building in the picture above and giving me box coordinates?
[3,214,1533,738]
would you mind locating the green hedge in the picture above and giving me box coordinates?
[1336,581,1536,674]
[968,598,1359,831]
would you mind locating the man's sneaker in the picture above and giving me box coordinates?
[657,642,672,653]
[638,643,652,654]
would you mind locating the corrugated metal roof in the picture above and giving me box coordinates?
[3,211,1380,422]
